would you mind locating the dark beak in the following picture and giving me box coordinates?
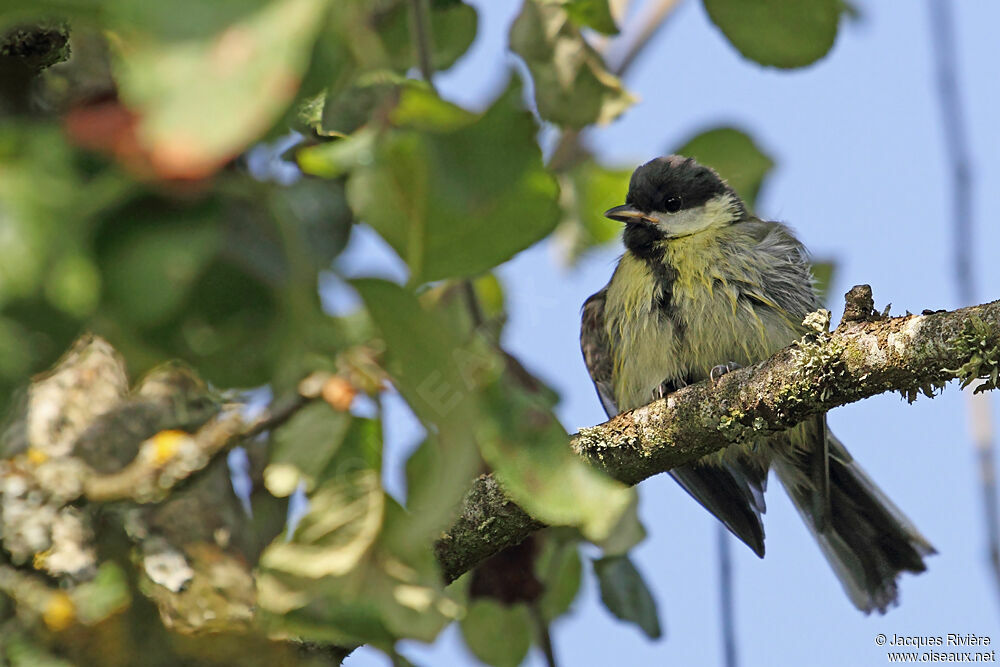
[604,204,652,223]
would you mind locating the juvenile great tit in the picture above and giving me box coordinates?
[580,155,934,613]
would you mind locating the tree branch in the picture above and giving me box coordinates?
[82,391,315,504]
[0,23,70,114]
[435,287,1000,582]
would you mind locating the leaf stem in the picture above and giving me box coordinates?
[529,600,559,667]
[408,0,436,91]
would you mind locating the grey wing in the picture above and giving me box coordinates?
[752,220,823,320]
[580,287,618,419]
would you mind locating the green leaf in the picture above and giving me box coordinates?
[297,128,378,179]
[351,279,479,430]
[553,159,632,263]
[389,83,477,132]
[593,555,662,639]
[264,402,353,497]
[536,533,582,621]
[478,380,632,541]
[270,177,354,269]
[261,467,384,579]
[418,274,508,346]
[110,0,330,178]
[702,0,840,69]
[352,279,483,538]
[258,498,460,646]
[1,632,75,667]
[161,258,282,387]
[43,252,101,318]
[593,494,646,556]
[312,76,474,140]
[0,124,127,308]
[357,279,627,542]
[319,75,402,137]
[459,599,532,667]
[100,204,221,327]
[510,0,635,128]
[346,81,560,282]
[564,0,619,34]
[259,416,421,646]
[376,0,478,73]
[674,126,774,210]
[320,84,390,137]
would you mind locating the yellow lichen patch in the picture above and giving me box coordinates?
[26,448,48,465]
[150,430,190,466]
[43,591,76,631]
[32,549,51,570]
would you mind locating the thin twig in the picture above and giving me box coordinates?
[83,394,316,504]
[529,600,558,667]
[927,0,1000,613]
[717,526,738,667]
[608,0,683,79]
[460,280,486,329]
[244,392,312,439]
[408,0,436,91]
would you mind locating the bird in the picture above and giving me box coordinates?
[580,155,934,613]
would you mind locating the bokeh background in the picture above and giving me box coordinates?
[336,0,1000,664]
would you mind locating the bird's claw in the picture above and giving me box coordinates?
[653,378,687,400]
[710,361,742,386]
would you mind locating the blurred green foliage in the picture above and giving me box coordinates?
[345,82,561,283]
[0,0,844,663]
[510,0,634,128]
[460,599,533,667]
[703,0,841,68]
[593,554,662,639]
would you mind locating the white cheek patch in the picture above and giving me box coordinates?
[650,194,740,238]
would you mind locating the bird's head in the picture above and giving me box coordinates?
[606,156,747,253]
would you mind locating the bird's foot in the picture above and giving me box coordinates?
[653,378,688,400]
[710,361,742,386]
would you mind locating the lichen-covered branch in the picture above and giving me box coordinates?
[0,23,70,72]
[0,342,325,659]
[83,392,313,504]
[435,286,1000,582]
[435,474,544,583]
[0,23,70,115]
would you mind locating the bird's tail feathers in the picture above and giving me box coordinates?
[773,429,934,614]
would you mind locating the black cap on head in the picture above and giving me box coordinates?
[625,156,740,215]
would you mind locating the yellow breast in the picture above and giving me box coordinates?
[605,229,800,412]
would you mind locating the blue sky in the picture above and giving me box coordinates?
[343,1,1000,664]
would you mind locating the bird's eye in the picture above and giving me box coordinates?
[664,196,682,213]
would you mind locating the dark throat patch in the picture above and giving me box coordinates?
[622,223,680,328]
